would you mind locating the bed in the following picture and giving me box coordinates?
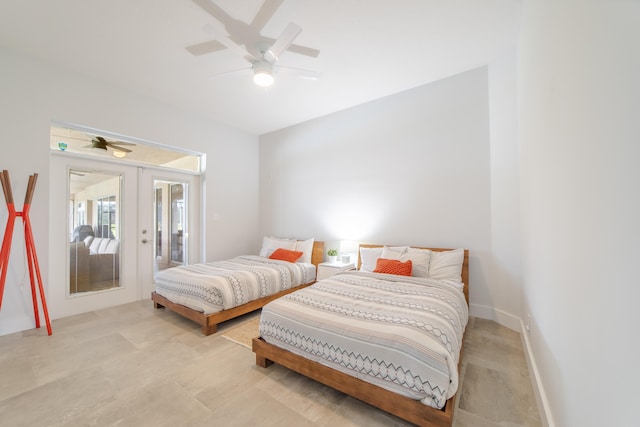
[252,244,469,427]
[151,238,324,335]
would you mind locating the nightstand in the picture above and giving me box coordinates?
[317,261,356,281]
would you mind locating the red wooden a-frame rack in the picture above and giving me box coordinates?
[0,170,52,335]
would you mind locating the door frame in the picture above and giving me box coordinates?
[49,152,203,319]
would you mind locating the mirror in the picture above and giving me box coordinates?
[68,169,121,294]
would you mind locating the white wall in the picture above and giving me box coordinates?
[518,1,640,426]
[487,51,522,329]
[0,47,259,335]
[260,67,504,317]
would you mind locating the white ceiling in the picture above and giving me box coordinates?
[0,0,520,135]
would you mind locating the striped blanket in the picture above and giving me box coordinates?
[259,271,468,409]
[154,255,312,314]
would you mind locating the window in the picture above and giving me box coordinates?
[96,195,117,238]
[51,125,201,172]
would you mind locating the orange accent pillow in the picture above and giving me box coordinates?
[269,248,303,263]
[373,258,413,276]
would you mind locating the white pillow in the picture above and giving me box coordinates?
[259,236,296,257]
[103,239,119,254]
[359,247,383,272]
[428,248,464,281]
[400,248,432,278]
[295,238,315,264]
[89,237,103,254]
[380,246,408,260]
[360,246,408,272]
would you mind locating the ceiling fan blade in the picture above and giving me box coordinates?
[85,142,108,151]
[193,0,260,56]
[210,66,252,79]
[203,23,257,62]
[277,65,322,80]
[250,0,283,31]
[261,36,321,58]
[90,135,136,145]
[185,39,226,56]
[287,44,320,58]
[265,22,302,62]
[192,0,234,28]
[107,141,136,146]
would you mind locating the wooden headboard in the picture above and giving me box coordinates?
[311,241,324,268]
[357,244,469,305]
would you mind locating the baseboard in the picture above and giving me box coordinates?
[519,318,555,427]
[469,303,521,331]
[468,303,554,426]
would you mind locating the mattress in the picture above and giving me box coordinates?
[154,255,316,314]
[259,270,468,409]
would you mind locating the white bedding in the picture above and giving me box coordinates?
[154,255,316,314]
[259,270,468,409]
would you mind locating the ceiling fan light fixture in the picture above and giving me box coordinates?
[112,150,127,158]
[253,61,274,87]
[253,71,274,87]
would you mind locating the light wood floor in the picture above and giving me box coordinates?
[0,300,541,426]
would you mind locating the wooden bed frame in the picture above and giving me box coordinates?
[151,241,325,336]
[252,245,469,427]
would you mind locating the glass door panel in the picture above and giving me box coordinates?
[155,187,162,258]
[153,180,188,271]
[68,169,121,294]
[170,183,185,264]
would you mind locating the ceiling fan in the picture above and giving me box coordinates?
[84,136,135,156]
[188,0,321,86]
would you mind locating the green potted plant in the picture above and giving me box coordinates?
[327,248,338,263]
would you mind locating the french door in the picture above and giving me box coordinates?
[136,167,200,300]
[49,154,200,319]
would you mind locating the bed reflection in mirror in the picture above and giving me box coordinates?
[68,169,121,294]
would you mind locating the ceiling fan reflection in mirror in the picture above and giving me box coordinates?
[188,0,321,87]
